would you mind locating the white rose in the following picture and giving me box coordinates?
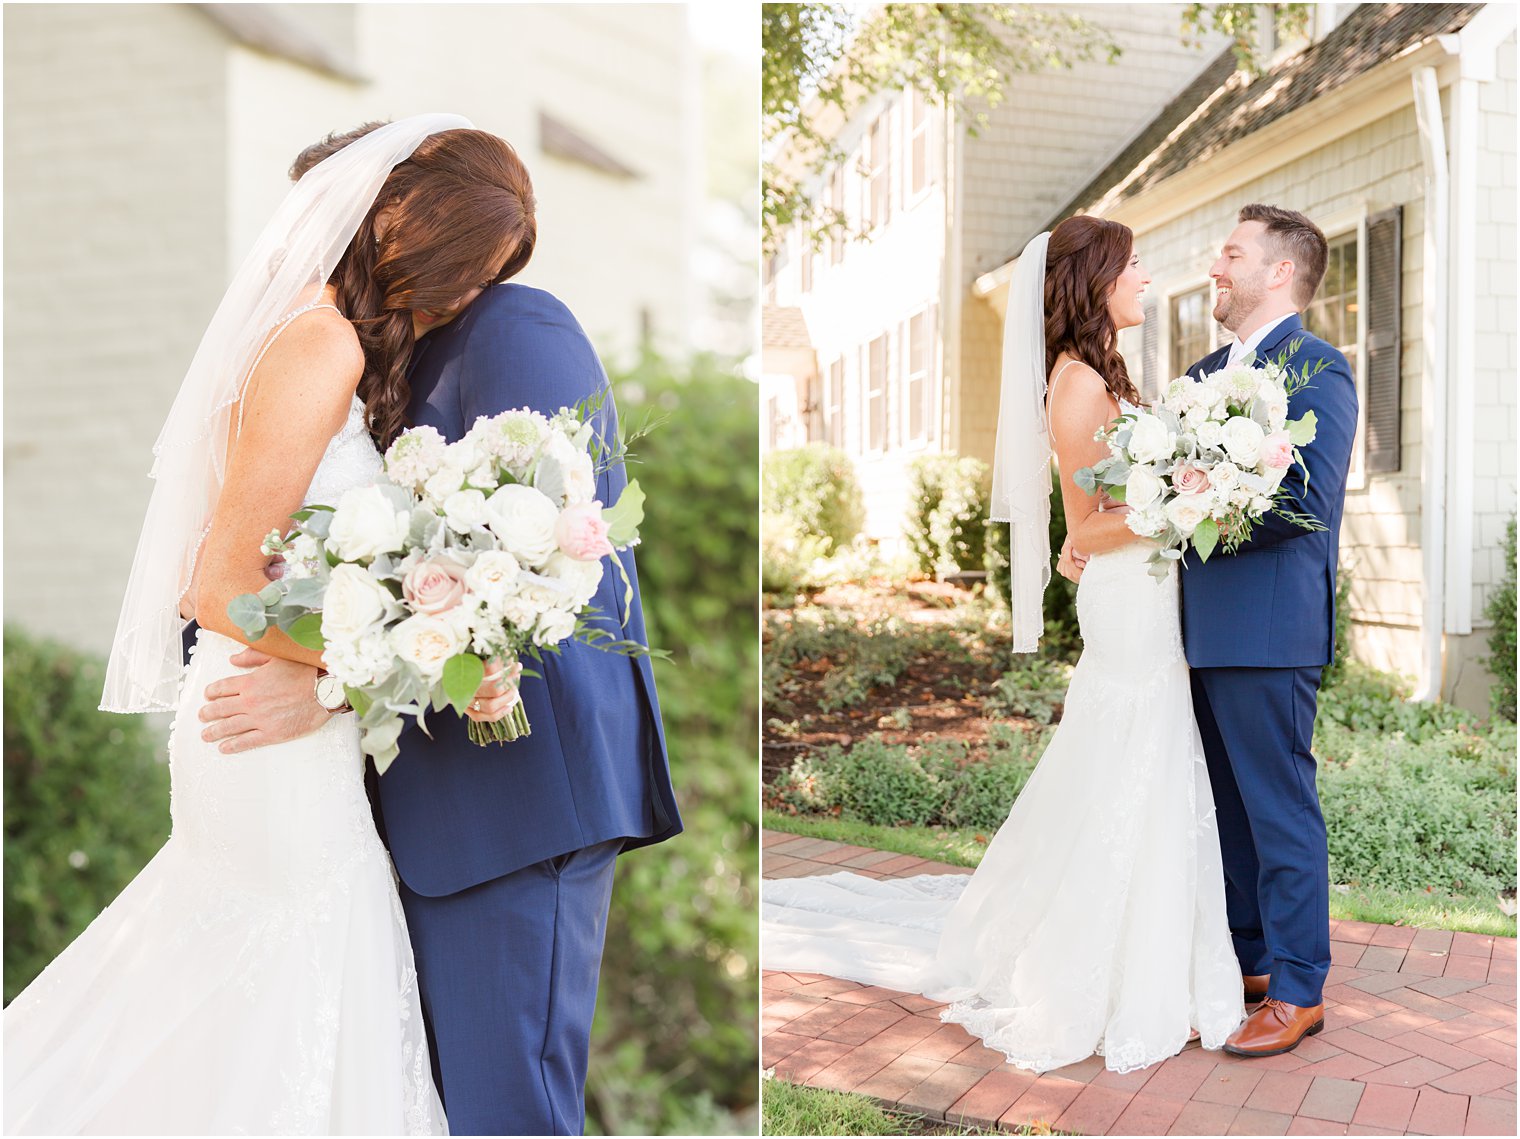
[483,484,561,567]
[532,432,596,505]
[321,563,400,643]
[1195,419,1224,449]
[542,551,604,608]
[1208,461,1241,491]
[389,613,465,682]
[1250,495,1274,514]
[1123,467,1164,511]
[1164,493,1209,536]
[1229,486,1253,507]
[328,485,409,562]
[1220,416,1266,468]
[1184,405,1211,431]
[463,550,522,608]
[533,608,578,647]
[422,463,466,506]
[442,489,488,533]
[1127,413,1175,464]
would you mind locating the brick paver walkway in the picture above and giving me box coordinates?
[763,832,1518,1136]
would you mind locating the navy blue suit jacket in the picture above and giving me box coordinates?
[1179,314,1358,669]
[375,284,682,897]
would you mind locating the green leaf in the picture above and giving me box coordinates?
[1073,466,1097,494]
[286,613,326,651]
[257,581,285,606]
[346,686,372,719]
[1192,517,1219,563]
[603,480,646,547]
[442,653,486,718]
[1288,409,1318,446]
[227,593,269,639]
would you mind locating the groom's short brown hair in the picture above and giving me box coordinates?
[1239,203,1328,308]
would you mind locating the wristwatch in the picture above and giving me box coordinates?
[314,670,352,714]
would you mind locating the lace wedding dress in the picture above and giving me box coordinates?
[763,540,1246,1074]
[4,328,446,1134]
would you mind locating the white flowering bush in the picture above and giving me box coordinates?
[1074,348,1325,578]
[229,394,653,773]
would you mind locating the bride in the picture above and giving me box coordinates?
[763,216,1246,1074]
[4,114,531,1134]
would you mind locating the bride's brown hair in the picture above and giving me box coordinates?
[290,123,537,447]
[1044,214,1139,406]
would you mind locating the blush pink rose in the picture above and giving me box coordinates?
[1172,464,1211,495]
[1262,431,1294,469]
[555,502,614,562]
[403,559,467,615]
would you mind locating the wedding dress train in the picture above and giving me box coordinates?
[4,389,446,1135]
[763,543,1245,1074]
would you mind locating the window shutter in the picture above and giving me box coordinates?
[1365,206,1403,473]
[1141,296,1159,401]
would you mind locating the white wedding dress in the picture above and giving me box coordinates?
[763,538,1246,1074]
[4,374,446,1134]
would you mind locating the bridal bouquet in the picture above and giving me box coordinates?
[1074,349,1326,578]
[229,396,652,773]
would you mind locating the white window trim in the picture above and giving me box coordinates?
[1305,207,1368,490]
[902,305,934,449]
[1161,274,1215,388]
[863,332,890,457]
[905,87,934,210]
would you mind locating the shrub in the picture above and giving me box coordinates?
[1318,718,1516,897]
[983,480,1080,660]
[1318,662,1478,743]
[760,512,831,602]
[768,730,1050,831]
[904,454,989,578]
[1485,516,1516,722]
[592,352,759,1133]
[1321,564,1356,690]
[762,444,864,552]
[4,626,171,1006]
[983,656,1075,725]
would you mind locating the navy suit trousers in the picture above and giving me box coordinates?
[1190,666,1330,1007]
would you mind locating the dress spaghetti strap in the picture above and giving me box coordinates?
[236,302,345,437]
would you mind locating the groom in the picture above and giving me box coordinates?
[194,284,682,1133]
[1065,204,1356,1057]
[1181,204,1356,1056]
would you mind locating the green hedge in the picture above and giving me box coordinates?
[904,454,989,578]
[591,352,759,1134]
[769,677,1517,906]
[761,444,864,553]
[4,626,171,1005]
[1486,516,1516,722]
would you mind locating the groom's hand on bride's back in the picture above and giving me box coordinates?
[198,649,328,753]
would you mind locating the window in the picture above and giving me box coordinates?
[865,113,891,230]
[798,224,812,294]
[827,166,845,266]
[905,309,932,443]
[1304,230,1359,378]
[802,371,823,442]
[1304,228,1367,478]
[1169,286,1213,382]
[826,357,844,448]
[908,88,929,197]
[866,334,888,451]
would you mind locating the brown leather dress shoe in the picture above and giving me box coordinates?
[1223,997,1325,1057]
[1243,973,1271,1004]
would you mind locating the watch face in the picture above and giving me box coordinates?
[317,676,345,710]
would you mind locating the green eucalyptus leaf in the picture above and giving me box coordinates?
[603,480,646,547]
[227,594,269,639]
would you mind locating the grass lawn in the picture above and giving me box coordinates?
[760,1077,1061,1136]
[764,811,1517,939]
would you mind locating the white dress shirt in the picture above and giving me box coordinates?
[1226,312,1296,366]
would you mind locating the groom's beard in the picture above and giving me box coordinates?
[1212,272,1268,333]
